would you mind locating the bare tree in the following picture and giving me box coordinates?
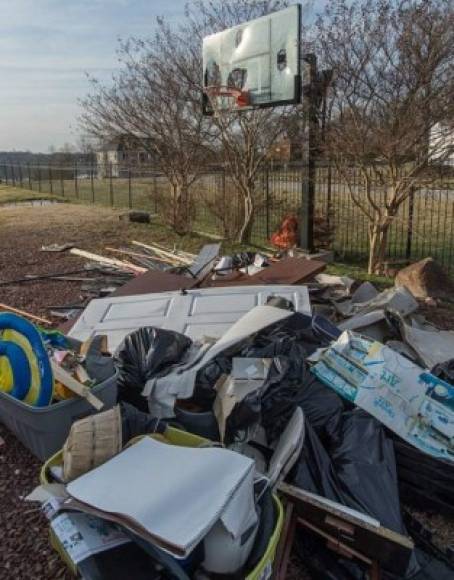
[80,21,212,235]
[317,0,454,274]
[173,0,296,243]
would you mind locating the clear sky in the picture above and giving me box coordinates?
[0,0,187,152]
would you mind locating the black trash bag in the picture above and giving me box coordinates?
[119,402,167,444]
[298,375,346,447]
[194,355,233,408]
[291,419,346,501]
[291,410,420,578]
[115,327,192,411]
[223,357,292,444]
[195,312,340,440]
[292,410,405,534]
[331,411,406,535]
[392,436,454,517]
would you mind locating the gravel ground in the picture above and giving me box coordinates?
[0,201,453,579]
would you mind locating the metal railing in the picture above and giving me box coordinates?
[1,161,454,271]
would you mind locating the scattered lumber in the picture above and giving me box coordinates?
[132,241,192,265]
[51,361,104,411]
[70,248,146,274]
[0,303,53,326]
[105,247,168,264]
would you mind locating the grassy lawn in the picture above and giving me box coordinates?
[0,184,65,204]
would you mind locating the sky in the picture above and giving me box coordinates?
[0,0,187,152]
[0,0,321,153]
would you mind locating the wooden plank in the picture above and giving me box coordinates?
[278,483,413,575]
[105,247,168,264]
[51,362,104,411]
[70,248,146,274]
[132,241,192,265]
[0,303,53,326]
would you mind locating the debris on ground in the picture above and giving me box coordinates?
[1,204,454,580]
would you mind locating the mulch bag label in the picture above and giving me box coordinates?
[312,331,454,461]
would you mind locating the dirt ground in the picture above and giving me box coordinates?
[0,201,453,579]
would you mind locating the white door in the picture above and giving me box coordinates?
[69,285,310,352]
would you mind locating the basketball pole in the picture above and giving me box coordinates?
[299,53,317,252]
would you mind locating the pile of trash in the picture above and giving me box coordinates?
[4,246,454,579]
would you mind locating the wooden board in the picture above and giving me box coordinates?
[278,483,414,576]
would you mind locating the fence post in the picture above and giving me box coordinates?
[11,165,16,187]
[299,53,317,252]
[19,165,23,188]
[91,163,95,203]
[38,163,42,193]
[128,168,132,208]
[49,165,53,195]
[406,186,415,260]
[109,162,114,206]
[74,161,79,198]
[153,173,158,213]
[28,163,32,190]
[326,162,332,229]
[265,164,270,239]
[60,164,65,197]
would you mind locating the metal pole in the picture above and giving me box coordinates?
[128,168,132,208]
[299,53,317,252]
[74,161,79,198]
[406,186,415,260]
[28,163,32,190]
[60,164,65,197]
[265,164,270,238]
[109,162,114,206]
[153,173,158,213]
[49,165,53,194]
[91,162,95,203]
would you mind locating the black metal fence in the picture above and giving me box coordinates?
[1,161,454,271]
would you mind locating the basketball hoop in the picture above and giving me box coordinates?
[204,85,250,113]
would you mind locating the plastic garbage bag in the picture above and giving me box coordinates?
[194,312,341,441]
[292,410,406,534]
[119,402,167,444]
[115,328,192,411]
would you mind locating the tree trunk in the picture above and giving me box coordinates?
[236,184,255,244]
[368,221,390,275]
[171,181,191,235]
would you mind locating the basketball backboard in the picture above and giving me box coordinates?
[202,4,301,114]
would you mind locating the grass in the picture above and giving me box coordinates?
[6,172,454,272]
[0,184,65,204]
[325,262,392,289]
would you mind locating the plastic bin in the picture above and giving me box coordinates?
[40,429,284,579]
[0,371,118,461]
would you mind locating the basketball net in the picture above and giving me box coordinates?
[204,85,250,116]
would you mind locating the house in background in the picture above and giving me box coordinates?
[96,136,155,178]
[266,136,302,167]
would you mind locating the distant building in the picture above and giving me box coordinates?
[96,136,155,177]
[267,137,302,166]
[430,123,454,166]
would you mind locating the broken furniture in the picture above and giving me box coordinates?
[274,483,414,580]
